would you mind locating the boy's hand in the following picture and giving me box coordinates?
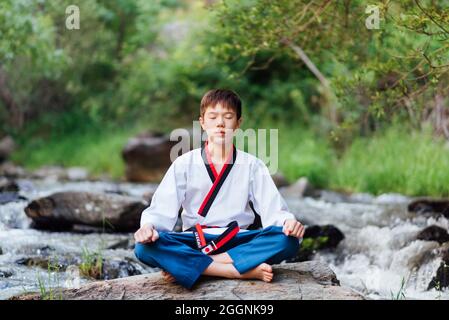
[134,223,159,244]
[283,219,305,238]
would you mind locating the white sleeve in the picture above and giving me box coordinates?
[140,159,187,231]
[249,159,296,228]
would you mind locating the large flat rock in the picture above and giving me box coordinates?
[11,261,364,300]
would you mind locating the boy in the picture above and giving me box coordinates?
[134,89,304,289]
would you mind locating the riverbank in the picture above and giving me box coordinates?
[10,123,449,197]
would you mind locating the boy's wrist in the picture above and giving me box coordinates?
[143,222,154,230]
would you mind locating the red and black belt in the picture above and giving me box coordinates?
[188,221,240,255]
[189,141,239,255]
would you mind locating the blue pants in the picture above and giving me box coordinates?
[134,225,302,289]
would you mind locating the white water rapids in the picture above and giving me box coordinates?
[0,178,448,300]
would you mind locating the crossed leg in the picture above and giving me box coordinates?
[136,226,300,288]
[162,254,273,283]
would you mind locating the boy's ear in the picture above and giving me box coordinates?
[237,117,243,128]
[199,116,205,130]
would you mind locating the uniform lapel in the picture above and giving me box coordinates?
[199,141,237,217]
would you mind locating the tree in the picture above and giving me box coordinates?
[208,0,449,140]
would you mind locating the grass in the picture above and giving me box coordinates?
[35,257,63,300]
[390,276,407,300]
[277,125,335,188]
[238,119,336,189]
[79,247,103,280]
[329,125,449,197]
[11,128,130,180]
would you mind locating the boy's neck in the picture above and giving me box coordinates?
[207,139,233,162]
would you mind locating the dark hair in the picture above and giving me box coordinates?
[200,89,242,120]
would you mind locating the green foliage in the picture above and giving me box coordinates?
[300,236,329,251]
[330,124,449,196]
[390,276,407,300]
[11,119,139,179]
[3,0,449,197]
[276,125,335,188]
[79,247,103,280]
[210,0,449,140]
[36,257,63,300]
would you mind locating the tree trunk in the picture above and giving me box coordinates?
[281,39,337,124]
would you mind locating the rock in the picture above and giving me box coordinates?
[0,177,28,204]
[10,261,364,300]
[107,238,134,250]
[31,166,68,181]
[280,177,316,198]
[315,190,374,204]
[142,190,154,203]
[16,256,68,271]
[66,167,89,181]
[15,254,142,281]
[0,177,19,192]
[408,199,449,218]
[374,193,410,204]
[271,173,289,189]
[102,258,142,280]
[0,136,15,163]
[288,225,345,262]
[417,226,449,244]
[122,131,183,182]
[0,269,13,278]
[317,190,351,203]
[347,193,375,204]
[0,247,2,255]
[428,249,449,290]
[24,191,148,232]
[304,225,345,248]
[30,166,90,182]
[0,161,28,179]
[0,192,28,205]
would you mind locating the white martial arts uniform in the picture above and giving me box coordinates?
[140,143,295,235]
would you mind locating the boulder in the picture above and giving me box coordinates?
[31,166,89,181]
[428,248,449,290]
[122,131,187,182]
[288,225,345,262]
[280,177,316,198]
[0,177,19,192]
[24,191,148,232]
[15,253,144,281]
[0,192,27,205]
[0,161,27,179]
[417,225,449,244]
[271,173,289,189]
[10,261,364,300]
[0,269,13,278]
[408,199,449,218]
[0,178,27,204]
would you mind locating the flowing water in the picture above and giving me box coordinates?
[0,178,448,300]
[284,192,449,300]
[0,178,159,300]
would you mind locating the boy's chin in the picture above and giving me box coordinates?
[210,136,232,145]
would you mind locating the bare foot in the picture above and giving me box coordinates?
[161,270,176,283]
[240,263,273,282]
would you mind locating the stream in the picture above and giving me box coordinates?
[0,178,448,300]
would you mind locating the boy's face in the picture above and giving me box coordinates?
[199,102,242,146]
